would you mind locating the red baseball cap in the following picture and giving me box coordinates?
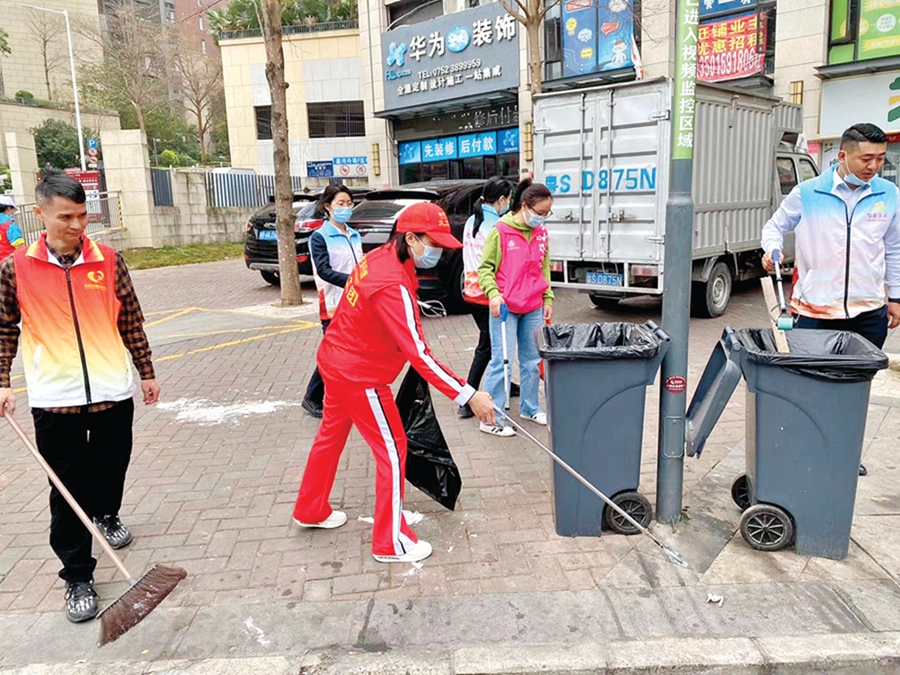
[395,202,462,249]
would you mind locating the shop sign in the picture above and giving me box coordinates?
[498,128,520,154]
[859,0,900,60]
[561,0,635,78]
[381,3,520,113]
[820,71,900,137]
[307,161,334,178]
[697,12,767,82]
[400,128,517,165]
[699,0,756,17]
[398,142,422,166]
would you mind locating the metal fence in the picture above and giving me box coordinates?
[205,172,303,209]
[151,169,174,207]
[218,20,358,42]
[18,192,125,245]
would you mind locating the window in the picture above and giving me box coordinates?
[201,40,207,54]
[307,101,366,138]
[199,16,204,30]
[790,81,803,105]
[255,106,272,140]
[164,1,175,22]
[798,158,818,182]
[388,0,442,29]
[827,0,900,64]
[777,158,798,195]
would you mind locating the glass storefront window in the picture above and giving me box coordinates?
[401,165,422,184]
[462,157,485,179]
[498,153,519,178]
[423,162,450,181]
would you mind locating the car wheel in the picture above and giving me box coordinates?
[691,261,732,318]
[261,271,280,286]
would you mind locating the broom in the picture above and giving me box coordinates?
[6,415,187,647]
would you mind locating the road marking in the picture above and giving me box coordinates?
[144,307,200,328]
[161,324,310,339]
[156,323,318,363]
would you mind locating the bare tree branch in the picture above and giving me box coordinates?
[497,0,527,25]
[26,10,67,100]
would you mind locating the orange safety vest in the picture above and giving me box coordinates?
[15,235,134,408]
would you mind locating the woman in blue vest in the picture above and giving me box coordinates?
[302,185,364,419]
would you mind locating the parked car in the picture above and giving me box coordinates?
[347,180,487,311]
[244,188,370,286]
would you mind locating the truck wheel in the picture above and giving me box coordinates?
[589,293,621,310]
[691,262,732,318]
[261,271,280,286]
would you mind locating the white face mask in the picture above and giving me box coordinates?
[411,236,443,269]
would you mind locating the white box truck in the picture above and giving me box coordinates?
[533,78,818,317]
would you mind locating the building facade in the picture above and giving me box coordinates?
[218,0,900,188]
[220,25,371,186]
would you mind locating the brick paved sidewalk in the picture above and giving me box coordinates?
[0,259,898,671]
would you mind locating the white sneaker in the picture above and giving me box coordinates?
[479,422,516,437]
[373,540,433,564]
[521,411,547,426]
[293,510,347,529]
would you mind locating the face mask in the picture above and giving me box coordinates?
[498,200,510,216]
[525,206,547,227]
[412,236,443,269]
[331,206,353,224]
[841,160,870,187]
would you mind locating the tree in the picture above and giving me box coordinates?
[208,0,357,36]
[26,9,67,101]
[170,39,223,164]
[32,118,96,170]
[0,28,11,98]
[497,0,560,97]
[261,0,303,306]
[77,2,169,135]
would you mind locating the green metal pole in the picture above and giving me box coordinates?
[656,0,699,524]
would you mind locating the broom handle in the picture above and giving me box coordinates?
[5,414,135,582]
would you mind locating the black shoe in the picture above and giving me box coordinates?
[93,514,133,550]
[457,404,474,419]
[859,464,868,476]
[510,383,521,398]
[302,398,323,419]
[65,580,98,623]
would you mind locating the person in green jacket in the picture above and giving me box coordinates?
[477,179,554,437]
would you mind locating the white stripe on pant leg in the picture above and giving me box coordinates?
[366,388,415,556]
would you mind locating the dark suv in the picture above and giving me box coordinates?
[244,188,370,285]
[347,180,486,310]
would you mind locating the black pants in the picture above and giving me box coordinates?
[466,304,493,389]
[33,399,134,583]
[795,305,889,349]
[304,319,331,404]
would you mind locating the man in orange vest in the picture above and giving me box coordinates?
[0,174,160,624]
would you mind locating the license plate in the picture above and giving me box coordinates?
[586,272,623,287]
[258,230,278,241]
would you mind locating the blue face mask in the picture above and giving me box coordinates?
[331,206,354,224]
[498,199,510,216]
[413,237,443,269]
[525,207,547,227]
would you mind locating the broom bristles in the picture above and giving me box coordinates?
[97,564,187,647]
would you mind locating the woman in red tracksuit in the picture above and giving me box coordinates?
[292,202,495,563]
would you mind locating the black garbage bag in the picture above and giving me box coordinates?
[537,322,668,361]
[396,368,462,510]
[734,328,888,383]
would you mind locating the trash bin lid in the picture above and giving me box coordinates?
[537,321,670,361]
[735,328,889,383]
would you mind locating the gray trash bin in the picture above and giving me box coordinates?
[537,321,670,537]
[686,327,888,560]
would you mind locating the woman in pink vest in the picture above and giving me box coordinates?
[477,180,554,437]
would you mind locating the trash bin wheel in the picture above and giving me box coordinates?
[740,504,794,552]
[731,475,751,511]
[605,492,653,535]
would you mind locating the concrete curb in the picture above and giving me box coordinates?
[4,633,900,675]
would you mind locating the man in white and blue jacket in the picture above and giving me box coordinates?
[762,123,900,475]
[762,123,900,346]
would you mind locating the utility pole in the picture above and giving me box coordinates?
[24,6,86,172]
[656,0,699,524]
